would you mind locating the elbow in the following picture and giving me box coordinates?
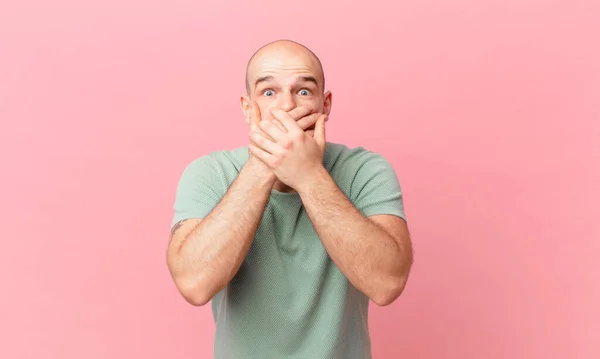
[174,276,215,307]
[373,249,414,306]
[371,274,409,306]
[182,290,211,307]
[167,255,215,306]
[371,289,400,307]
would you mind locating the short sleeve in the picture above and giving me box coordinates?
[170,157,225,230]
[351,153,406,221]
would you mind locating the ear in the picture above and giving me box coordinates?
[322,91,332,118]
[240,95,251,124]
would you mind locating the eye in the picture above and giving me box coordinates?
[263,89,275,97]
[298,89,310,96]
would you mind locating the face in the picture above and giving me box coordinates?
[241,48,332,127]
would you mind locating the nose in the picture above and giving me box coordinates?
[277,91,296,112]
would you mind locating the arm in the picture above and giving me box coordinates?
[167,104,319,306]
[297,165,413,306]
[167,157,275,306]
[248,107,412,305]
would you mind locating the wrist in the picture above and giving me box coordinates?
[244,156,276,185]
[295,164,329,196]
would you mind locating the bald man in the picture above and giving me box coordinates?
[167,40,413,359]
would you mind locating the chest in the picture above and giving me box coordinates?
[251,200,325,265]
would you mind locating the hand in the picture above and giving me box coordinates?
[246,101,276,181]
[249,107,327,191]
[246,103,322,180]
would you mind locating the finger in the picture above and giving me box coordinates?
[248,143,276,168]
[270,108,302,135]
[249,102,280,141]
[250,131,282,155]
[272,118,287,132]
[296,113,321,131]
[259,119,288,142]
[314,114,327,149]
[249,102,261,131]
[287,105,314,121]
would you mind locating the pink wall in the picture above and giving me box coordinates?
[1,0,599,358]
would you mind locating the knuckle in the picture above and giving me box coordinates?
[281,138,292,149]
[291,106,310,120]
[274,155,284,166]
[288,108,300,119]
[292,132,304,141]
[301,106,311,116]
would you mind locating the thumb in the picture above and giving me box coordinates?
[249,101,261,131]
[314,114,327,149]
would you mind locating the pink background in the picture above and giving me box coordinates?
[1,0,599,358]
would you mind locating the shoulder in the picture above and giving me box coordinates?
[171,147,248,228]
[179,145,249,176]
[324,142,399,198]
[174,145,249,192]
[324,142,395,175]
[325,143,406,218]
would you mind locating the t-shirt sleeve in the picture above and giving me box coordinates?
[350,153,407,221]
[170,157,225,230]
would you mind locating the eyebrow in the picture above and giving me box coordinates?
[254,75,275,88]
[299,76,318,86]
[254,75,319,88]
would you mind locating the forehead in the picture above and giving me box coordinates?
[248,48,323,87]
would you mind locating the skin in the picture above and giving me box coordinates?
[241,40,331,192]
[167,40,413,307]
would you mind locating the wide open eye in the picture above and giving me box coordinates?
[298,89,310,96]
[263,89,275,96]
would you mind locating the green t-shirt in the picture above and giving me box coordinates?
[171,142,406,359]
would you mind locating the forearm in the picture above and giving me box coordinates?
[168,158,274,305]
[297,166,411,305]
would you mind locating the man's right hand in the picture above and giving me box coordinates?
[246,102,275,181]
[246,102,321,177]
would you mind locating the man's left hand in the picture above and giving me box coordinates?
[249,107,327,191]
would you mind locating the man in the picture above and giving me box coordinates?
[167,39,413,359]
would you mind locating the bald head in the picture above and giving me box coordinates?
[245,40,325,95]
